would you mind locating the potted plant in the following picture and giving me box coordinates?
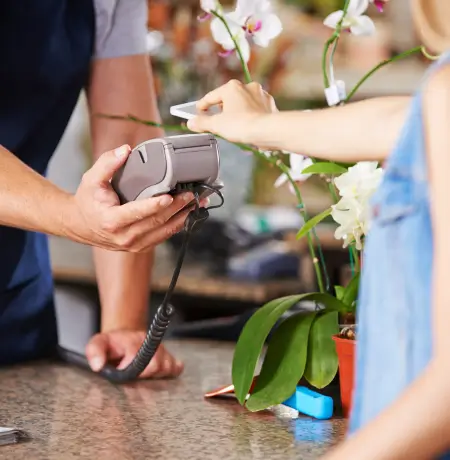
[107,0,436,417]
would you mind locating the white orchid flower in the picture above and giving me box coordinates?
[235,0,283,48]
[331,161,383,250]
[323,0,375,36]
[211,13,251,61]
[370,0,387,13]
[200,0,221,12]
[331,197,368,250]
[334,161,383,201]
[274,153,313,194]
[198,0,223,21]
[209,0,282,62]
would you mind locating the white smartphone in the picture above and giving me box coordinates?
[170,101,222,120]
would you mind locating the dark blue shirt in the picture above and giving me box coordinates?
[0,0,95,364]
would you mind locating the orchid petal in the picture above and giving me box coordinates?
[252,14,282,47]
[211,15,244,50]
[323,10,344,30]
[350,15,376,35]
[200,0,219,13]
[238,35,251,62]
[274,173,288,188]
[347,0,370,17]
[236,0,271,18]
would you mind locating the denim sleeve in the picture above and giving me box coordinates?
[93,0,147,59]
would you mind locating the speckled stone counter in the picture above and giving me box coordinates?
[0,340,346,460]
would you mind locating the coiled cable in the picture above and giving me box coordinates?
[99,184,224,383]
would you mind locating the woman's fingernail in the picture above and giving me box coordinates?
[90,357,104,372]
[159,195,173,207]
[187,120,194,130]
[115,144,130,158]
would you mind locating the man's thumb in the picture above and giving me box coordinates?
[85,334,109,372]
[89,144,131,185]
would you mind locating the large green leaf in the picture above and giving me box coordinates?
[304,312,339,389]
[296,208,332,240]
[342,272,361,309]
[245,312,316,412]
[302,162,347,175]
[335,285,345,301]
[232,293,348,405]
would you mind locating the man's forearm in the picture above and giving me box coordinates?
[0,145,75,237]
[87,54,164,331]
[249,96,410,162]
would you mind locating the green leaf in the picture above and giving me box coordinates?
[335,285,345,300]
[301,162,348,175]
[245,312,316,412]
[232,293,348,405]
[335,161,356,169]
[304,312,339,389]
[296,208,332,239]
[342,272,361,308]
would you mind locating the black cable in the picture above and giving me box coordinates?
[99,185,223,383]
[198,183,224,211]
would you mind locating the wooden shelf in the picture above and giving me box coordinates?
[50,237,303,305]
[278,60,427,100]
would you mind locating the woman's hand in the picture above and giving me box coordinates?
[187,80,277,145]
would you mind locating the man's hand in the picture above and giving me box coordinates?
[187,80,277,144]
[68,144,196,252]
[85,330,184,379]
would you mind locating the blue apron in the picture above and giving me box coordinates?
[0,1,95,364]
[350,51,450,459]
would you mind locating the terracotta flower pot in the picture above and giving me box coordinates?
[332,334,356,418]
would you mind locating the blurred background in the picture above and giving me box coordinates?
[49,0,427,340]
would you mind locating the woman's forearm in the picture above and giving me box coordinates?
[324,362,450,459]
[0,145,73,236]
[248,96,410,162]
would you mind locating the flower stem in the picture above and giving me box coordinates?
[278,164,326,293]
[99,124,329,290]
[322,0,351,89]
[98,113,192,132]
[345,46,423,102]
[351,246,360,272]
[211,11,253,84]
[322,35,336,89]
[209,10,329,290]
[241,146,327,293]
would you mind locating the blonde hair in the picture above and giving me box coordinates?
[411,0,450,54]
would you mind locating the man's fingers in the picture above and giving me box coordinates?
[86,145,131,185]
[138,352,184,379]
[85,334,110,371]
[111,191,194,230]
[135,209,191,250]
[112,194,174,227]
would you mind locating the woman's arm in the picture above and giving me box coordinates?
[187,80,410,162]
[322,65,450,460]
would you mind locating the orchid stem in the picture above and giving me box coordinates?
[351,246,360,272]
[212,11,253,84]
[345,46,423,102]
[210,9,328,291]
[322,0,351,89]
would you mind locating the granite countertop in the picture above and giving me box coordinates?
[0,340,346,460]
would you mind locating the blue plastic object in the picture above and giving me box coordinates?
[283,386,333,420]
